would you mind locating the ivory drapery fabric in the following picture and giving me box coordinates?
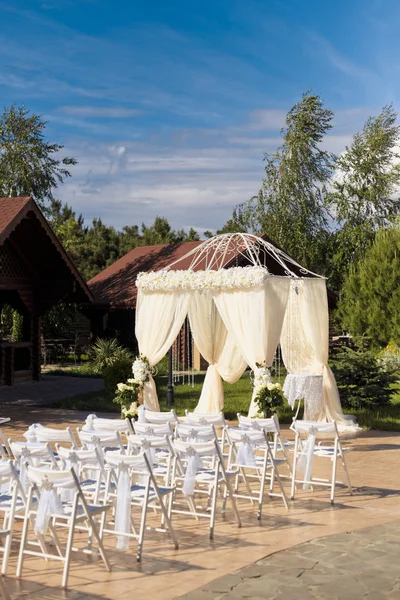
[213,278,290,417]
[188,292,247,413]
[280,279,353,425]
[135,289,191,411]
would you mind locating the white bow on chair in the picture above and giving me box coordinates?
[35,479,65,535]
[236,434,256,467]
[182,446,203,496]
[297,426,317,490]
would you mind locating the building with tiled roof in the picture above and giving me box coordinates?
[0,196,92,385]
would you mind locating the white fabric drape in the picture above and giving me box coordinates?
[281,279,354,426]
[213,278,290,417]
[188,292,247,413]
[136,289,191,411]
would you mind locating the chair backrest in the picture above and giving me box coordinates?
[291,420,337,437]
[127,433,171,451]
[133,422,173,438]
[104,450,149,474]
[9,440,57,464]
[77,428,125,451]
[227,427,266,447]
[143,409,178,425]
[175,423,217,443]
[56,445,105,471]
[32,425,78,448]
[26,465,76,489]
[185,411,226,427]
[237,414,279,433]
[84,415,133,435]
[173,438,220,460]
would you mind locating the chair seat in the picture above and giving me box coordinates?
[130,484,173,502]
[0,494,25,511]
[45,501,109,520]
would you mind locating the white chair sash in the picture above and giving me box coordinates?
[297,426,317,489]
[85,414,96,432]
[236,434,257,467]
[115,466,131,551]
[35,486,64,535]
[182,447,203,496]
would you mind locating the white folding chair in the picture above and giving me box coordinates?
[0,532,10,600]
[226,427,289,517]
[237,414,293,475]
[185,411,228,454]
[133,422,174,439]
[141,408,178,426]
[0,418,11,458]
[9,441,58,478]
[17,465,111,588]
[0,461,25,576]
[83,414,134,437]
[24,424,78,450]
[127,434,173,487]
[290,420,353,504]
[77,428,125,452]
[175,423,217,443]
[171,439,241,539]
[103,451,178,561]
[56,446,107,504]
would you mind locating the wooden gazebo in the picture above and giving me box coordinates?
[0,197,93,385]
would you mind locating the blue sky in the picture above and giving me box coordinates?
[0,0,399,233]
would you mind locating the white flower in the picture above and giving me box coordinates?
[132,357,151,382]
[117,382,129,392]
[136,266,269,293]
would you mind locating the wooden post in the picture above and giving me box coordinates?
[31,313,41,381]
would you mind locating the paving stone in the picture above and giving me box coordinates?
[202,574,242,593]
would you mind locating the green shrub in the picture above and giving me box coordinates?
[103,359,133,394]
[89,338,133,374]
[332,346,398,410]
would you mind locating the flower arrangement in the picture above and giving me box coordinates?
[113,378,142,419]
[136,266,270,293]
[254,381,284,417]
[113,355,153,419]
[132,355,153,382]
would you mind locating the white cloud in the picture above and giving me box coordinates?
[59,106,142,118]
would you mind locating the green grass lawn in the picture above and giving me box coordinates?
[47,366,400,430]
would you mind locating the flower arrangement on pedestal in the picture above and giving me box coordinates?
[252,362,284,417]
[113,355,153,419]
[254,381,284,417]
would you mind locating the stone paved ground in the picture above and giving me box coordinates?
[0,375,104,406]
[180,521,400,600]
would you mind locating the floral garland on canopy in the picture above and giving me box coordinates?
[136,266,271,292]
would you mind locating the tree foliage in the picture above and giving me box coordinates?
[332,346,397,409]
[234,91,334,270]
[50,200,200,280]
[0,105,76,208]
[327,104,400,283]
[338,224,400,348]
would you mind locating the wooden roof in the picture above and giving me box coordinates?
[89,238,337,310]
[89,241,203,307]
[0,197,93,313]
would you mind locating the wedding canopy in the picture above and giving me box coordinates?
[135,233,351,426]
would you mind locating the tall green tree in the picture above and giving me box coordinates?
[327,104,400,284]
[232,90,334,270]
[339,223,400,348]
[0,105,77,208]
